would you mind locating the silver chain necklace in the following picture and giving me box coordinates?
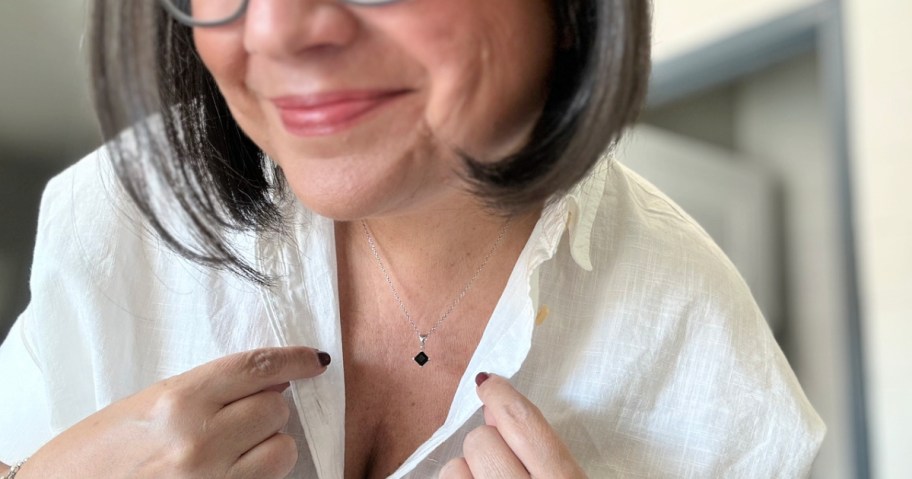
[360,219,511,367]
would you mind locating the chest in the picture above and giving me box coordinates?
[331,220,527,478]
[341,312,481,479]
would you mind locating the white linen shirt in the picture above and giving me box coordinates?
[0,147,825,477]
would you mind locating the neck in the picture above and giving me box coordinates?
[335,191,542,323]
[354,194,538,279]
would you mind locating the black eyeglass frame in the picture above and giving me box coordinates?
[158,0,404,28]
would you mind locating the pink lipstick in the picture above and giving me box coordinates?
[271,90,407,137]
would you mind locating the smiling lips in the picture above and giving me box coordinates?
[271,90,408,137]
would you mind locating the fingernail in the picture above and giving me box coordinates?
[317,351,332,367]
[475,372,490,386]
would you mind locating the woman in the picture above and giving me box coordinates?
[0,0,824,477]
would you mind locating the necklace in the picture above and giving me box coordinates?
[360,219,511,367]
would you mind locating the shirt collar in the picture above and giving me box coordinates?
[254,155,611,478]
[542,154,612,272]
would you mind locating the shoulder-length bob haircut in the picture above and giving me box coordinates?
[90,0,652,283]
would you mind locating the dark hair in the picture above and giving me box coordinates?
[90,0,652,283]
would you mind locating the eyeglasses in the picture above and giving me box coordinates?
[158,0,403,28]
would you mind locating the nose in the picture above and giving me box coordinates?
[243,0,359,57]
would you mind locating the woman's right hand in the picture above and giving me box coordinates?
[17,346,330,479]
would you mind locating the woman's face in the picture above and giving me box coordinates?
[193,0,555,219]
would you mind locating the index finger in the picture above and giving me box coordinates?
[182,346,331,405]
[476,373,584,478]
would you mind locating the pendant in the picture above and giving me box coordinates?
[414,334,429,367]
[414,351,429,367]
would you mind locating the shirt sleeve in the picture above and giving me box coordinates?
[0,313,54,464]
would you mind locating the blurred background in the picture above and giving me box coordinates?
[0,0,909,477]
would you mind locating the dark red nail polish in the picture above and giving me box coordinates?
[317,351,332,367]
[475,372,490,386]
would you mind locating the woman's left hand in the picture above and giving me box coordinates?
[440,373,587,478]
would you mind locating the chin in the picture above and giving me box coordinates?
[286,167,465,222]
[276,147,462,222]
[301,200,377,222]
[282,172,406,222]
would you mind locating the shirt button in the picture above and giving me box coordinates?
[535,305,550,326]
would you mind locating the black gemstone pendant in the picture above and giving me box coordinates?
[414,351,429,366]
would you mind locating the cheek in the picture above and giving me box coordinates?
[389,1,554,158]
[193,30,275,153]
[193,29,244,98]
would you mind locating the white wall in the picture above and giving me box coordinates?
[652,0,822,61]
[0,0,98,163]
[843,1,912,477]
